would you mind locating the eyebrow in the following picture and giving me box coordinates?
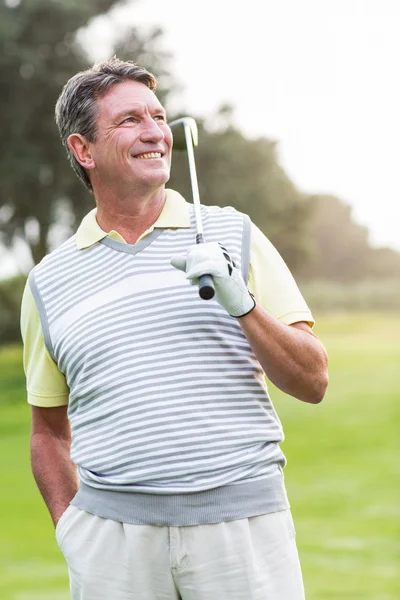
[113,106,167,122]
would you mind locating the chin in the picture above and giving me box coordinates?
[139,170,170,187]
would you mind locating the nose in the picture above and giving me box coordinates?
[140,118,165,144]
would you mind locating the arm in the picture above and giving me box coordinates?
[238,307,328,403]
[171,234,328,404]
[21,282,76,526]
[31,405,79,526]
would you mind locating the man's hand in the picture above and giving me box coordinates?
[171,242,256,317]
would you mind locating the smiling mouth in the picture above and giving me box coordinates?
[135,152,163,159]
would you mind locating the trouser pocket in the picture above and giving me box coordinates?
[55,504,77,548]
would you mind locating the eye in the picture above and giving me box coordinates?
[154,115,166,121]
[121,117,136,124]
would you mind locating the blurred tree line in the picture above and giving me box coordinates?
[1,0,399,344]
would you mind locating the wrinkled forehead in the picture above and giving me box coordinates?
[97,80,165,122]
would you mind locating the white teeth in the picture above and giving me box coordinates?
[136,152,162,159]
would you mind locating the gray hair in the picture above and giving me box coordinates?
[55,57,157,191]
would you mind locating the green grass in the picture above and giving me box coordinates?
[0,313,399,599]
[0,347,70,599]
[272,313,400,599]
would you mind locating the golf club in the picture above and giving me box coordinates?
[169,117,215,300]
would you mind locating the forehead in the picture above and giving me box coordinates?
[97,80,164,120]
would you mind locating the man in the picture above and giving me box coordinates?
[21,57,328,600]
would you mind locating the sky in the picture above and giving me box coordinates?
[82,0,399,250]
[1,0,399,277]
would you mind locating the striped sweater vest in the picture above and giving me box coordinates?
[30,204,289,525]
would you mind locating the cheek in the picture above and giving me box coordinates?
[164,129,173,150]
[160,122,172,144]
[114,131,136,154]
[95,134,133,165]
[163,133,173,163]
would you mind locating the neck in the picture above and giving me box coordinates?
[94,186,166,244]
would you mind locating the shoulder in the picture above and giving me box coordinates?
[200,204,248,229]
[249,222,281,259]
[29,235,78,280]
[201,204,243,218]
[32,234,77,268]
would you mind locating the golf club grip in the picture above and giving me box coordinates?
[199,274,215,300]
[199,275,215,300]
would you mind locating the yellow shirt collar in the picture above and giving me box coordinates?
[75,189,191,250]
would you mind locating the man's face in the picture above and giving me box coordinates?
[88,80,172,191]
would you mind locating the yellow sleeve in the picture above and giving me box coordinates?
[20,280,69,407]
[247,223,315,327]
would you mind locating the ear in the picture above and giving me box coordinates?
[67,134,96,170]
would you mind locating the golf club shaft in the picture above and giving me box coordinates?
[182,123,215,300]
[183,125,203,235]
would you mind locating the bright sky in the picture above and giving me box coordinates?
[83,0,399,250]
[2,0,399,278]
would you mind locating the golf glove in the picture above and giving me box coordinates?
[171,242,256,318]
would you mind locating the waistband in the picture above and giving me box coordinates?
[71,472,289,526]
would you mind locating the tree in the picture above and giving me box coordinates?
[0,0,174,265]
[298,194,400,281]
[0,1,315,275]
[168,119,313,273]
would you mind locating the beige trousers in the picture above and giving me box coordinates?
[56,506,305,600]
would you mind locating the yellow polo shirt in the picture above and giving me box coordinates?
[21,189,314,407]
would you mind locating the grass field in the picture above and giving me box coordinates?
[0,312,399,599]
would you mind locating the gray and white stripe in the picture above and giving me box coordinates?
[29,204,288,524]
